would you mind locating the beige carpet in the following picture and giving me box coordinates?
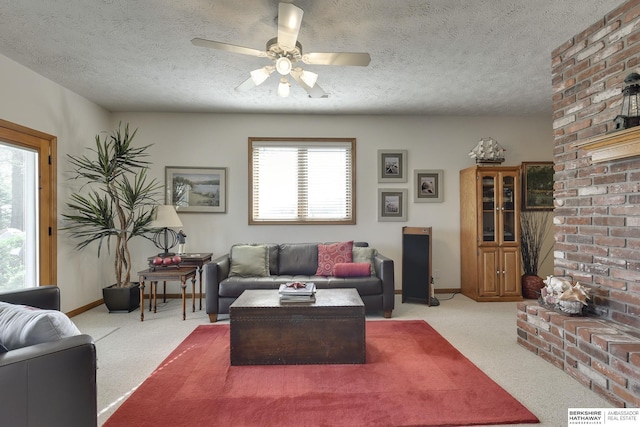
[71,293,612,426]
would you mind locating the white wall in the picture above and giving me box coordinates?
[0,49,555,312]
[0,54,112,312]
[112,112,555,296]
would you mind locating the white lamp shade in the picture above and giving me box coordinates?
[277,78,290,97]
[250,66,274,86]
[150,205,183,228]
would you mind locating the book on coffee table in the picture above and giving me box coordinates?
[279,282,316,296]
[279,294,317,303]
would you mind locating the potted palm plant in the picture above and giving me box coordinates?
[520,210,553,299]
[62,123,161,312]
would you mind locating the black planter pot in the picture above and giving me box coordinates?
[103,283,140,313]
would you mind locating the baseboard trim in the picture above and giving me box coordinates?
[66,299,103,318]
[144,293,204,300]
[66,294,206,317]
[435,288,460,294]
[70,289,463,317]
[395,288,461,295]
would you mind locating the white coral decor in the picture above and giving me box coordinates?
[540,276,590,314]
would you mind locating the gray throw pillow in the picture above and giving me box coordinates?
[0,302,81,350]
[352,246,377,275]
[229,244,270,277]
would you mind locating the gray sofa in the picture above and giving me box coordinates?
[0,286,97,427]
[204,242,395,322]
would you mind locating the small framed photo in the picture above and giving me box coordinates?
[378,188,408,222]
[377,149,408,182]
[165,166,227,213]
[414,169,444,203]
[521,162,553,211]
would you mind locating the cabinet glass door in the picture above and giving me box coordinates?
[481,175,496,242]
[502,175,516,242]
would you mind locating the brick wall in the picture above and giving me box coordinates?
[552,0,640,331]
[518,302,640,407]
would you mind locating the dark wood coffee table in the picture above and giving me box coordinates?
[229,288,366,366]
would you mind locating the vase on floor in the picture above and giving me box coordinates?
[103,283,140,313]
[522,274,545,299]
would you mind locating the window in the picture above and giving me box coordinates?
[249,137,355,225]
[0,120,57,290]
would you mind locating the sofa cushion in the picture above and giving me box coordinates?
[219,276,332,298]
[229,244,270,277]
[334,262,371,277]
[0,341,7,353]
[266,244,279,275]
[0,302,81,350]
[352,246,377,275]
[316,241,354,276]
[278,243,319,275]
[326,276,383,296]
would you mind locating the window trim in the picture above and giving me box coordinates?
[0,119,57,286]
[248,137,356,225]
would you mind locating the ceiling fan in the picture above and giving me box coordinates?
[191,2,371,98]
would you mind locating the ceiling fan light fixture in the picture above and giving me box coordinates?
[192,2,369,100]
[250,66,274,86]
[275,56,292,75]
[300,70,318,88]
[277,77,290,97]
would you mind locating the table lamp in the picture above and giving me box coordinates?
[150,205,183,257]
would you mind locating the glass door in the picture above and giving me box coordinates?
[502,174,516,242]
[0,120,56,291]
[0,142,38,290]
[481,174,496,242]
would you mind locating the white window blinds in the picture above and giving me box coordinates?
[249,138,355,224]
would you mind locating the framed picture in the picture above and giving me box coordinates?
[414,169,443,203]
[377,149,408,182]
[521,162,553,211]
[165,166,227,213]
[378,188,408,222]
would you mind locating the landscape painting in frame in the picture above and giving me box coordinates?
[521,162,553,211]
[378,189,407,222]
[414,169,443,203]
[166,167,227,213]
[377,149,408,182]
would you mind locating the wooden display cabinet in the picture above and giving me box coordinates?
[460,165,522,301]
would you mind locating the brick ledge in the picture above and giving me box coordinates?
[517,302,640,408]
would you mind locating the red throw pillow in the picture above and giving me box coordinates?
[316,241,354,276]
[334,262,371,277]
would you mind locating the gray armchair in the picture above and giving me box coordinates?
[0,286,97,427]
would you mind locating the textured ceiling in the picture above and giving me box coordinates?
[0,0,625,115]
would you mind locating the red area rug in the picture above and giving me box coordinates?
[104,320,538,427]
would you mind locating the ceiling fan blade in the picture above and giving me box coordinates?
[235,76,257,92]
[277,3,303,51]
[302,52,371,66]
[191,38,267,58]
[305,82,328,98]
[290,71,328,98]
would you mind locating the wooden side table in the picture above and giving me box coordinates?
[147,253,212,310]
[138,267,197,321]
[177,253,212,310]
